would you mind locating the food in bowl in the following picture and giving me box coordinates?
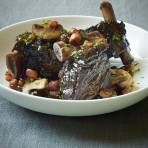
[5,1,140,100]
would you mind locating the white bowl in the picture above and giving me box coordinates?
[0,16,148,116]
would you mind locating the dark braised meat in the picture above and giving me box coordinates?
[6,20,65,80]
[58,36,110,100]
[6,31,62,80]
[59,50,110,100]
[13,37,62,79]
[86,1,133,66]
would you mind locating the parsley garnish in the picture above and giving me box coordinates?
[71,50,83,59]
[112,33,122,42]
[17,32,32,44]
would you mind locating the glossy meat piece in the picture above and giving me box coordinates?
[59,50,110,100]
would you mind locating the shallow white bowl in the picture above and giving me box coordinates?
[0,16,148,116]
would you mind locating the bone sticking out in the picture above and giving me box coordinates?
[120,51,134,66]
[100,1,134,66]
[53,41,74,62]
[100,1,116,23]
[113,42,134,66]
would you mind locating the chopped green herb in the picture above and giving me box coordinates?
[112,33,122,42]
[17,32,32,44]
[71,50,83,59]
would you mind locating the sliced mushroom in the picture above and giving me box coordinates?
[99,88,117,98]
[23,78,48,93]
[121,60,140,75]
[32,20,63,40]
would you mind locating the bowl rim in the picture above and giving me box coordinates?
[0,15,148,103]
[0,15,148,32]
